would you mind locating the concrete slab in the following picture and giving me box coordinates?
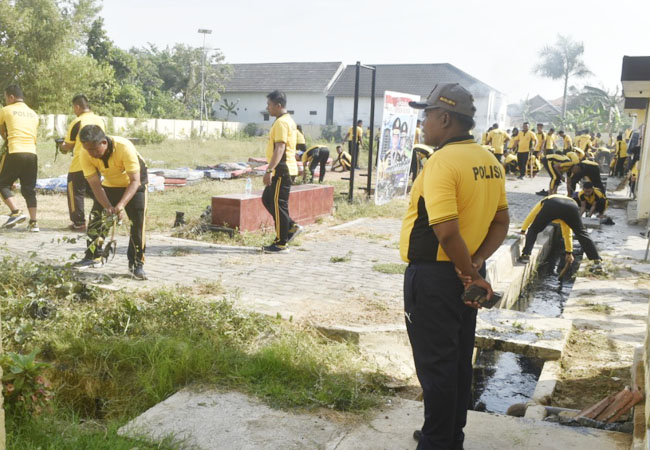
[119,389,347,450]
[120,392,631,450]
[475,309,572,360]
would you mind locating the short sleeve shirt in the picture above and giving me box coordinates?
[80,136,147,188]
[265,113,298,176]
[0,102,39,154]
[347,126,363,142]
[487,128,509,154]
[513,130,537,153]
[400,136,508,263]
[65,112,106,172]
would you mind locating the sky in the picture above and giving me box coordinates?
[101,0,650,104]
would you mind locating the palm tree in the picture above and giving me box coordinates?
[534,35,593,119]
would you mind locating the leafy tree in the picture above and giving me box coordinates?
[534,35,593,119]
[219,98,239,121]
[0,0,111,112]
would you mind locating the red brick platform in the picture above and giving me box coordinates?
[211,184,334,232]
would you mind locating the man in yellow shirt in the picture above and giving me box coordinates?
[342,119,363,169]
[510,122,537,179]
[262,90,300,253]
[574,182,608,218]
[403,83,509,449]
[73,125,148,280]
[60,94,106,231]
[296,124,306,153]
[519,195,602,271]
[332,145,352,172]
[544,128,557,154]
[614,134,628,177]
[558,130,572,154]
[486,123,509,163]
[535,123,546,155]
[301,145,330,183]
[568,157,604,196]
[0,85,40,231]
[575,129,593,152]
[539,152,575,195]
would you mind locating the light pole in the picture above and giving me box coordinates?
[198,28,212,137]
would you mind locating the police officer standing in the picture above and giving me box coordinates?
[401,83,510,450]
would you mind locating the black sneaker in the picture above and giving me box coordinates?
[413,429,422,442]
[2,210,26,229]
[536,189,548,196]
[287,224,303,243]
[263,244,289,254]
[518,254,530,264]
[73,257,103,269]
[131,265,148,280]
[590,261,605,274]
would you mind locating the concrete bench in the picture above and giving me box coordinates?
[211,183,334,232]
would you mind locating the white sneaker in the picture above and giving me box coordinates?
[27,221,39,232]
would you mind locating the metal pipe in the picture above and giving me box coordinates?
[348,62,361,203]
[367,67,376,197]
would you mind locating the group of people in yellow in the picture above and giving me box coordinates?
[0,85,149,279]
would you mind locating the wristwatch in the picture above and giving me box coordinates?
[265,168,273,174]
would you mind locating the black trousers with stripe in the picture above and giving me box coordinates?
[517,152,529,177]
[67,171,93,226]
[522,196,600,260]
[541,158,561,191]
[308,149,330,183]
[86,186,147,266]
[262,173,296,246]
[0,152,37,208]
[405,261,481,450]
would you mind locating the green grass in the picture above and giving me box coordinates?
[7,414,178,450]
[371,263,407,275]
[1,257,388,448]
[330,251,352,263]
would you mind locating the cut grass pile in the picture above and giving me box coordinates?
[1,256,389,449]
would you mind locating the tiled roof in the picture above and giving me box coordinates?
[327,63,501,98]
[222,62,343,93]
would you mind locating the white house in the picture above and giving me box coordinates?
[217,62,507,138]
[217,62,344,125]
[327,63,508,137]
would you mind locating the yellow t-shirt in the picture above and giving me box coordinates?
[521,195,573,253]
[0,101,39,154]
[80,136,147,188]
[400,136,508,263]
[338,151,352,169]
[512,130,537,153]
[576,134,592,151]
[616,140,628,158]
[545,134,556,150]
[64,112,106,172]
[296,130,306,145]
[545,153,573,173]
[346,126,363,142]
[562,135,573,150]
[535,132,546,151]
[578,188,606,206]
[487,128,509,155]
[301,145,321,164]
[265,113,298,176]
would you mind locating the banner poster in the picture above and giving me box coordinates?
[375,91,420,205]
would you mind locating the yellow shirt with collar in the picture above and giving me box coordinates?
[265,113,298,176]
[65,111,106,172]
[80,136,147,188]
[0,101,39,154]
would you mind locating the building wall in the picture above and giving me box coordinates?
[633,107,649,219]
[215,92,329,126]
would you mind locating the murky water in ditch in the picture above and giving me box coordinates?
[472,237,583,414]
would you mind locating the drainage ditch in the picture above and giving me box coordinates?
[472,229,583,414]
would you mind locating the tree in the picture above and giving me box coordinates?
[219,98,239,121]
[534,35,592,119]
[0,0,111,112]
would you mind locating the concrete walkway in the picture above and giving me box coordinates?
[119,389,631,450]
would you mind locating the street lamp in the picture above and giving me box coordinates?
[198,28,212,137]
